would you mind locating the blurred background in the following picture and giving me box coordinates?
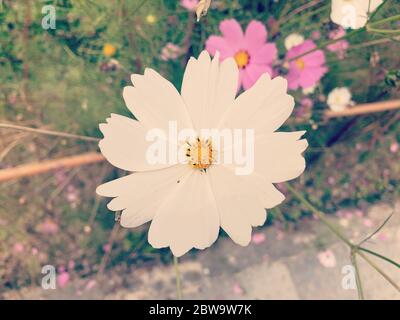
[0,0,399,299]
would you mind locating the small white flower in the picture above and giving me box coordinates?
[327,87,353,112]
[330,0,383,29]
[96,51,308,257]
[284,33,304,50]
[302,85,316,95]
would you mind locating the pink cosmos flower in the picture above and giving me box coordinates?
[206,19,277,90]
[285,39,328,91]
[180,0,198,11]
[326,27,349,59]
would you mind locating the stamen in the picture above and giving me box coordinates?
[186,137,214,171]
[234,50,250,69]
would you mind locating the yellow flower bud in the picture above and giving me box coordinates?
[103,43,116,57]
[146,14,157,24]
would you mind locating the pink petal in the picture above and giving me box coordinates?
[251,43,278,65]
[57,272,70,288]
[377,233,389,241]
[232,283,244,295]
[244,20,267,52]
[242,63,273,90]
[286,68,302,90]
[297,66,328,89]
[363,218,373,227]
[13,243,24,253]
[302,49,326,67]
[180,0,197,11]
[239,69,252,91]
[286,40,316,60]
[205,35,234,60]
[390,142,399,153]
[317,250,337,268]
[251,232,266,245]
[219,19,244,47]
[85,279,97,290]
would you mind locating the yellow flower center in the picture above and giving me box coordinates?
[103,43,116,57]
[146,14,157,24]
[186,138,214,171]
[234,50,250,69]
[295,58,305,70]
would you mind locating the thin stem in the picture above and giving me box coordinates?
[173,255,183,300]
[286,14,400,63]
[358,212,393,246]
[285,183,353,247]
[287,28,364,62]
[351,251,364,300]
[357,251,400,292]
[279,0,325,25]
[367,0,388,22]
[358,247,400,269]
[366,27,400,35]
[286,183,400,295]
[368,14,400,27]
[0,123,100,142]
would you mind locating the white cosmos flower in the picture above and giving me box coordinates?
[330,0,383,29]
[284,33,305,51]
[327,87,353,111]
[96,50,308,257]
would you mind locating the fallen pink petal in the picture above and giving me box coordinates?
[317,250,337,268]
[251,232,266,245]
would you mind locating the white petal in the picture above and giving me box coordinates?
[208,166,268,246]
[96,165,191,228]
[181,51,239,130]
[222,165,285,209]
[254,131,308,183]
[218,75,294,135]
[148,171,220,257]
[330,0,382,29]
[123,68,192,133]
[98,113,171,172]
